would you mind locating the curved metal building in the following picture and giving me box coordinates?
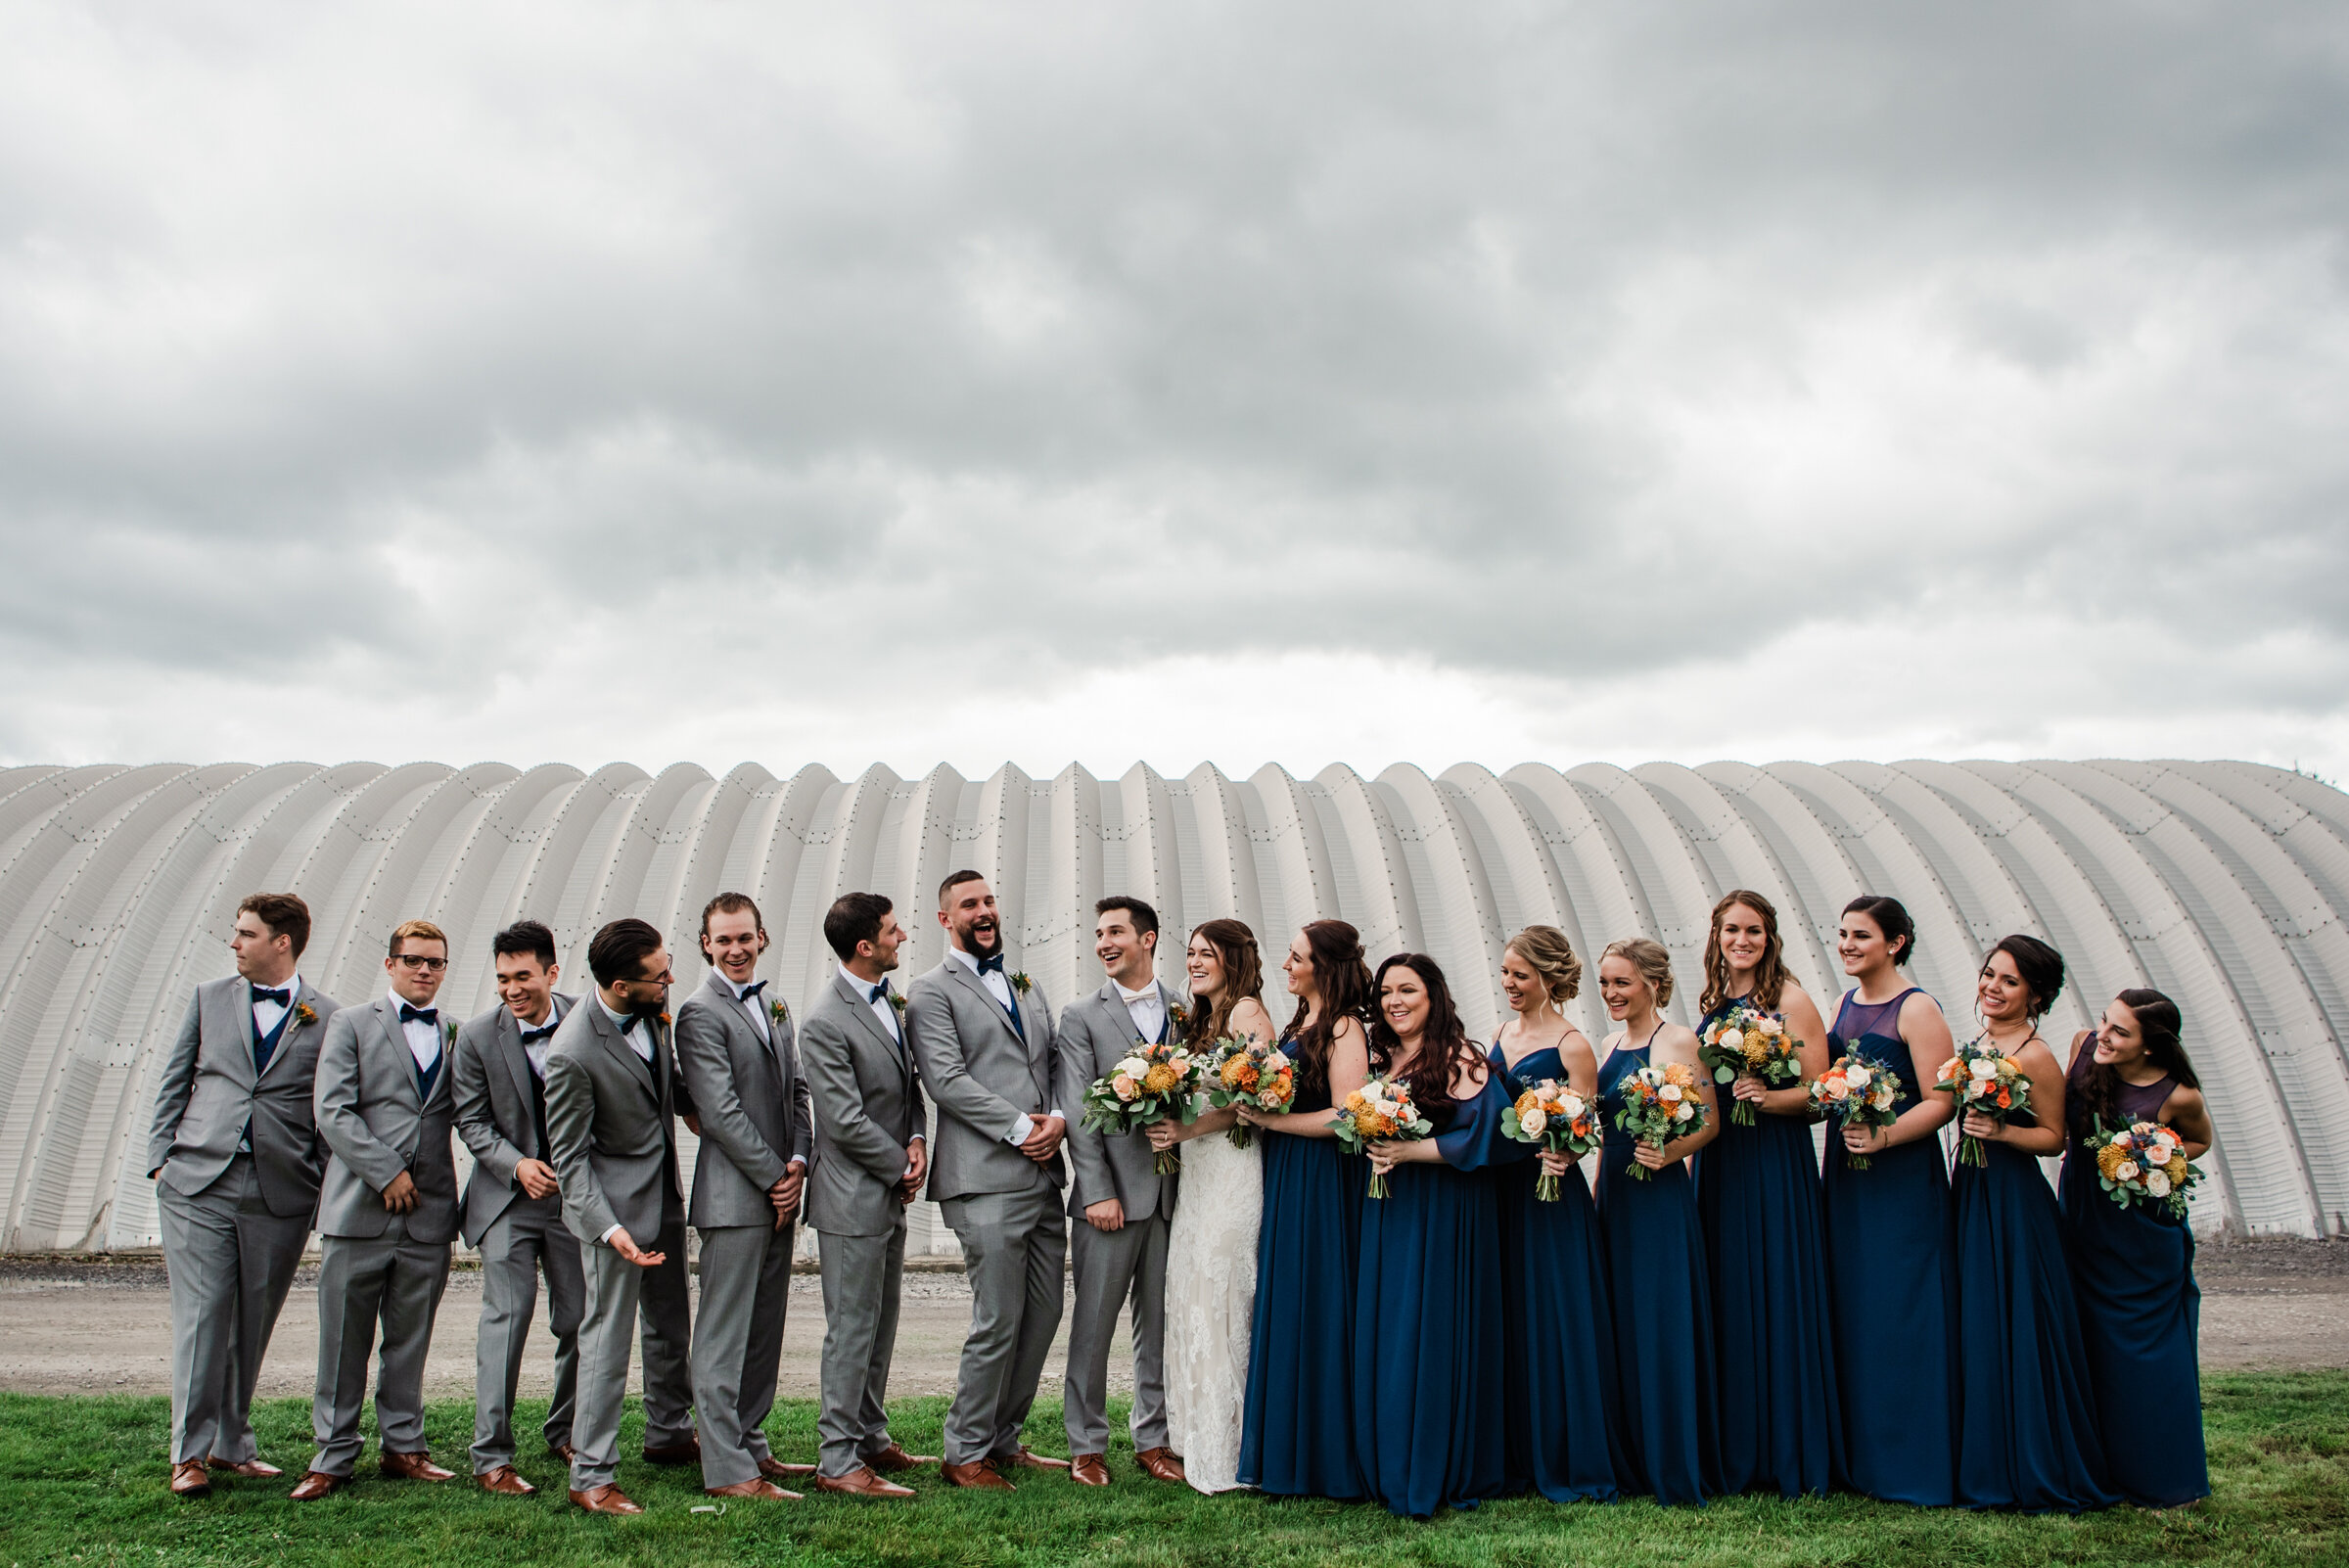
[2,758,2345,1252]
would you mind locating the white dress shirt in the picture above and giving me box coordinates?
[1118,981,1168,1043]
[250,976,299,1040]
[944,945,1061,1145]
[727,975,771,1043]
[599,993,654,1062]
[515,999,564,1078]
[390,991,444,1074]
[842,964,904,1045]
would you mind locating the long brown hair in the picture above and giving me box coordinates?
[1284,919,1373,1095]
[1700,890,1791,1015]
[1184,918,1266,1045]
[1366,952,1481,1115]
[2070,988,2202,1137]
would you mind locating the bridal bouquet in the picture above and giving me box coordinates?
[1205,1035,1295,1148]
[1331,1074,1433,1199]
[1934,1036,2032,1167]
[1697,1002,1802,1126]
[1610,1059,1706,1180]
[2089,1118,2201,1221]
[1501,1079,1602,1201]
[1807,1049,1904,1169]
[1081,1038,1200,1175]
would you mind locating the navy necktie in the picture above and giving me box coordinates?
[251,986,291,1008]
[400,1004,439,1028]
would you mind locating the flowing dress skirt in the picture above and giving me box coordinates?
[1238,1127,1367,1499]
[1498,1155,1626,1501]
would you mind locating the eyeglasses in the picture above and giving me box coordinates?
[622,967,674,987]
[394,954,449,972]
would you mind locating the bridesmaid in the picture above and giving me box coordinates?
[1955,936,2117,1511]
[1691,891,1841,1498]
[1592,938,1722,1505]
[1235,919,1373,1501]
[1496,926,1627,1502]
[1821,895,1958,1505]
[2061,988,2212,1508]
[1357,953,1510,1518]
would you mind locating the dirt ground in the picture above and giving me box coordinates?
[0,1239,2339,1403]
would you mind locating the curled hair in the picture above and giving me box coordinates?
[701,892,763,939]
[2070,988,2202,1137]
[1283,919,1374,1097]
[1505,926,1583,1007]
[1367,952,1480,1115]
[1601,937,1676,1010]
[1842,895,1917,968]
[238,892,312,959]
[1983,934,2065,1023]
[1701,891,1790,1015]
[1185,919,1266,1046]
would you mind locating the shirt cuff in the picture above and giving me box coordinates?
[600,1224,622,1245]
[1006,1113,1034,1146]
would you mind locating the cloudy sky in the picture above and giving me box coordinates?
[3,2,2345,783]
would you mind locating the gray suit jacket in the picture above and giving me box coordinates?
[905,954,1062,1204]
[451,993,576,1248]
[803,971,927,1237]
[147,975,344,1218]
[543,999,684,1246]
[313,996,461,1245]
[675,970,814,1229]
[1055,980,1182,1223]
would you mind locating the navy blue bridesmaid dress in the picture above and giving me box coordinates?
[1692,998,1841,1497]
[1594,1038,1721,1506]
[1353,1070,1511,1518]
[1238,1038,1369,1499]
[1494,1042,1627,1502]
[1820,988,1958,1505]
[2058,1049,2207,1507]
[1954,1086,2119,1511]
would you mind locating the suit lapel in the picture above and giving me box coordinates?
[832,972,911,1086]
[1106,984,1147,1049]
[375,997,425,1112]
[253,980,310,1084]
[945,957,1025,1049]
[494,1005,535,1114]
[588,1004,658,1101]
[710,971,780,1067]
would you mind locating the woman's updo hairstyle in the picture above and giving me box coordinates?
[1505,925,1584,1006]
[1984,934,2065,1022]
[1601,937,1676,1010]
[1842,895,1917,968]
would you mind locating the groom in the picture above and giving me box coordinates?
[1054,897,1186,1486]
[904,870,1071,1490]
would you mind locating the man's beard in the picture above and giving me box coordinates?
[959,917,1001,954]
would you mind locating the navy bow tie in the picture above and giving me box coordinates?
[622,1011,651,1034]
[251,987,291,1007]
[869,982,891,1004]
[519,1024,558,1044]
[738,980,766,1000]
[400,1004,439,1027]
[974,951,1006,976]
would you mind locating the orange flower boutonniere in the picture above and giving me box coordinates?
[293,1002,318,1029]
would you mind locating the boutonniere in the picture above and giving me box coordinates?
[657,1011,672,1029]
[443,1018,458,1047]
[294,1001,318,1029]
[1010,971,1033,996]
[769,997,791,1030]
[1169,999,1190,1029]
[886,991,908,1016]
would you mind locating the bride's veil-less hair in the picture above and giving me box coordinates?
[1284,919,1374,1095]
[1185,919,1266,1045]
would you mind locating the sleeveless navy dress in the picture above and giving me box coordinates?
[1692,997,1841,1498]
[1238,1038,1369,1499]
[1595,1038,1721,1505]
[2058,1051,2206,1506]
[1821,989,1958,1505]
[1493,1041,1627,1502]
[1353,1072,1512,1518]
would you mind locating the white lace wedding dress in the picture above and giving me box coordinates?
[1162,1114,1261,1493]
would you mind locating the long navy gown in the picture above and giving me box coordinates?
[1954,1085,2118,1511]
[2058,1050,2207,1507]
[1595,1039,1721,1506]
[1821,988,1958,1505]
[1352,1072,1511,1517]
[1238,1041,1369,1499]
[1493,1042,1627,1502]
[1692,998,1841,1497]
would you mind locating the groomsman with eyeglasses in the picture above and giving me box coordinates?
[292,919,465,1499]
[450,920,582,1495]
[147,893,344,1499]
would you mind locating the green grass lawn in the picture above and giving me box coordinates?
[0,1372,2341,1567]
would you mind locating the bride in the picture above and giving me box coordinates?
[1147,919,1271,1494]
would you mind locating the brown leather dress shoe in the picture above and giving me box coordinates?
[570,1483,643,1514]
[706,1477,801,1500]
[812,1466,916,1498]
[1069,1453,1111,1487]
[289,1470,348,1501]
[380,1451,455,1481]
[865,1443,936,1472]
[1134,1447,1187,1483]
[478,1465,535,1496]
[208,1456,282,1478]
[942,1459,1015,1491]
[641,1439,702,1466]
[997,1447,1070,1470]
[169,1460,213,1499]
[758,1456,819,1479]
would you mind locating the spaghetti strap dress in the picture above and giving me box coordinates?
[1821,988,1958,1505]
[1595,1038,1721,1505]
[2058,1050,2204,1506]
[1492,1042,1626,1502]
[1692,997,1841,1498]
[1352,1072,1511,1518]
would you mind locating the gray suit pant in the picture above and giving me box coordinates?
[939,1185,1068,1464]
[815,1217,907,1478]
[1063,1209,1171,1455]
[469,1200,584,1473]
[690,1221,795,1488]
[569,1211,695,1492]
[156,1154,311,1464]
[310,1220,454,1475]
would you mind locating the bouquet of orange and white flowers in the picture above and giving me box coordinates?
[1697,1001,1802,1126]
[1610,1059,1707,1180]
[1205,1035,1295,1148]
[1807,1049,1904,1169]
[1081,1038,1200,1174]
[1331,1074,1434,1199]
[1934,1036,2031,1167]
[1502,1078,1602,1201]
[2088,1118,2201,1222]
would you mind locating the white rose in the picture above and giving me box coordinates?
[1520,1108,1548,1135]
[1659,1084,1683,1104]
[1969,1057,1998,1081]
[2114,1160,2140,1183]
[1846,1064,1872,1088]
[1675,1102,1694,1122]
[1759,1016,1784,1037]
[1116,1056,1149,1079]
[1559,1093,1587,1119]
[1720,1028,1745,1054]
[2145,1170,2172,1198]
